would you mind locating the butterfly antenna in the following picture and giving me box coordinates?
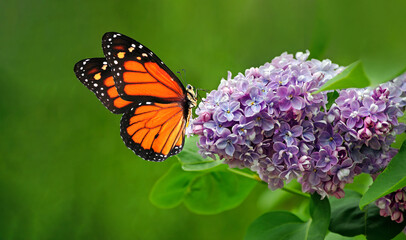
[176,69,188,86]
[196,88,210,100]
[196,87,209,93]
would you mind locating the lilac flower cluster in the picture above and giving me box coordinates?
[376,187,406,224]
[189,50,406,200]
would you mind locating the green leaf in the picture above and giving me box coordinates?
[326,90,339,110]
[244,211,306,240]
[177,135,224,171]
[325,232,366,240]
[392,113,406,149]
[393,232,406,240]
[149,163,203,208]
[329,190,406,240]
[308,194,331,240]
[184,169,257,214]
[359,141,406,209]
[245,193,330,240]
[344,173,373,195]
[361,50,406,87]
[392,132,406,149]
[150,163,257,214]
[399,112,406,125]
[316,61,370,93]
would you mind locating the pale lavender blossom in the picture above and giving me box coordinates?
[243,87,265,117]
[341,101,363,129]
[277,85,305,111]
[217,101,241,122]
[216,129,238,156]
[274,122,303,146]
[314,147,338,172]
[358,97,387,122]
[319,125,343,150]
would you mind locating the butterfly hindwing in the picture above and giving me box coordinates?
[101,32,186,103]
[74,58,133,114]
[120,102,187,162]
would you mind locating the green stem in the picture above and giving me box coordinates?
[227,168,262,181]
[227,168,310,199]
[280,186,310,198]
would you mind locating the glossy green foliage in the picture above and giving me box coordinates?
[150,163,257,214]
[326,90,339,110]
[245,194,330,240]
[359,142,406,209]
[176,136,223,171]
[317,61,370,92]
[330,190,406,239]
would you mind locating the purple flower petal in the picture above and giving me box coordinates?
[291,125,303,137]
[291,96,305,110]
[279,100,291,111]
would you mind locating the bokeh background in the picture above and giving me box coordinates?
[1,0,406,239]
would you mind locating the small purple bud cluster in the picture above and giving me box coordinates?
[189,51,406,200]
[376,187,406,224]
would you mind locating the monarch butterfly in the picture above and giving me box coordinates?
[74,32,197,162]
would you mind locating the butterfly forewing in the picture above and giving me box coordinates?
[74,58,133,114]
[101,32,185,103]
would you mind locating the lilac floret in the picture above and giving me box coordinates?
[242,87,265,117]
[217,101,241,122]
[215,129,238,156]
[358,96,387,122]
[277,86,305,111]
[314,147,338,172]
[319,125,343,150]
[274,122,303,146]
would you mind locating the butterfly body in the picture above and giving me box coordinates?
[74,32,196,162]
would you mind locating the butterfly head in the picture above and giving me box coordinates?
[186,84,197,108]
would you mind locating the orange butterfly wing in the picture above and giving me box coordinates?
[74,58,133,114]
[120,102,188,161]
[101,32,185,103]
[99,32,190,161]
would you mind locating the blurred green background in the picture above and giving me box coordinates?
[1,0,406,239]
